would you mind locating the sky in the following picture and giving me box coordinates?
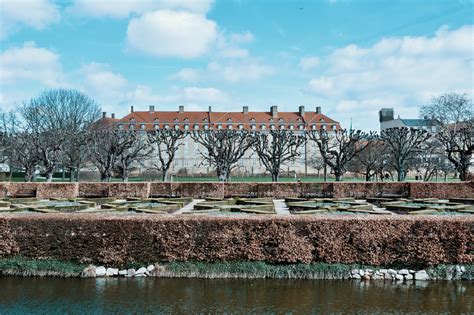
[0,0,473,131]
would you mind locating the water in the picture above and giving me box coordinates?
[0,277,471,314]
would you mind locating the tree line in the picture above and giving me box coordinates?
[0,89,472,182]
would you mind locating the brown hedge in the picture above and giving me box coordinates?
[1,181,472,199]
[0,214,472,266]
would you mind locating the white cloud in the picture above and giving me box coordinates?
[304,25,474,131]
[229,31,254,44]
[299,56,320,71]
[170,68,200,82]
[184,87,228,102]
[68,0,214,18]
[0,41,62,86]
[126,10,217,58]
[0,0,60,38]
[207,60,274,82]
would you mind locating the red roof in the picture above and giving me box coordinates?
[116,109,341,131]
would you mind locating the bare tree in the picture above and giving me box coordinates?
[437,121,473,181]
[252,130,306,182]
[87,130,147,182]
[348,140,389,181]
[33,130,65,182]
[5,132,41,182]
[421,93,473,181]
[308,129,373,181]
[308,154,325,178]
[115,132,153,182]
[61,130,89,182]
[20,88,101,133]
[147,129,186,181]
[380,127,430,181]
[191,129,255,181]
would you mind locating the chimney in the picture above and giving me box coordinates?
[299,105,305,116]
[208,106,212,113]
[179,105,184,114]
[111,113,115,119]
[379,108,394,123]
[243,106,249,114]
[270,105,278,118]
[130,106,134,113]
[102,112,107,118]
[315,106,321,114]
[149,105,155,113]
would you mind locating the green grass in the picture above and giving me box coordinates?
[0,256,86,276]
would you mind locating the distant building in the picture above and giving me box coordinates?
[98,105,342,177]
[379,108,437,132]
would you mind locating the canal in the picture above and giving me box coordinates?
[0,277,471,313]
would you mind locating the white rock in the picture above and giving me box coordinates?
[106,268,118,276]
[395,274,404,281]
[96,266,107,277]
[414,270,429,281]
[127,268,136,277]
[409,270,416,274]
[135,273,147,277]
[352,274,361,280]
[147,265,155,272]
[379,269,387,274]
[398,269,409,275]
[351,269,359,275]
[455,265,462,273]
[365,269,373,274]
[461,266,466,273]
[359,269,365,276]
[388,269,397,275]
[119,270,127,276]
[405,274,413,280]
[384,273,392,280]
[136,267,147,275]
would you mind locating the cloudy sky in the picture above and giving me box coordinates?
[0,0,472,130]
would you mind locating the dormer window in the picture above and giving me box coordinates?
[129,117,135,122]
[203,118,208,122]
[250,118,256,122]
[154,117,159,122]
[184,118,189,122]
[319,118,324,122]
[278,118,284,122]
[173,118,178,122]
[226,118,232,122]
[269,118,274,122]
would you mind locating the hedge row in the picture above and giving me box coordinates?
[0,214,472,267]
[0,181,472,199]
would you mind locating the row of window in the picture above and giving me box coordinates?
[118,123,338,131]
[129,117,327,123]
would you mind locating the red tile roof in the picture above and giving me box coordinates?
[116,109,341,131]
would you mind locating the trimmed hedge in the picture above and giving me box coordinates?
[0,214,472,267]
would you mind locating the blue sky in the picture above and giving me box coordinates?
[1,0,473,130]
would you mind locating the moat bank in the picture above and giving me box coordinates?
[0,277,472,313]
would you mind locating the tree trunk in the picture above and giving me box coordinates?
[162,170,168,182]
[365,172,371,182]
[45,171,53,183]
[25,167,35,182]
[272,172,279,182]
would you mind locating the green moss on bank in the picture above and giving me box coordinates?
[0,256,86,277]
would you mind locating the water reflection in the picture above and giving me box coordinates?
[0,277,472,313]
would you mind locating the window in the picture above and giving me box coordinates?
[279,118,284,122]
[154,118,159,122]
[322,125,327,130]
[289,125,294,130]
[251,124,256,130]
[118,124,124,130]
[184,118,189,122]
[164,124,170,129]
[250,118,256,122]
[270,124,275,130]
[299,124,305,130]
[140,124,146,130]
[332,125,337,130]
[204,124,209,130]
[311,125,316,130]
[129,124,135,130]
[129,117,135,122]
[217,124,222,130]
[261,124,266,130]
[227,118,232,122]
[280,125,285,130]
[154,124,159,130]
[227,124,233,130]
[174,118,178,122]
[194,124,199,130]
[184,124,189,130]
[174,125,180,130]
[238,124,244,130]
[319,118,324,122]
